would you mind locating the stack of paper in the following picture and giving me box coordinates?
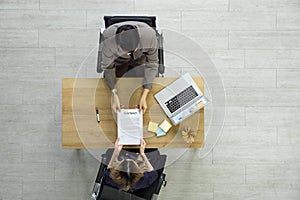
[117,109,142,145]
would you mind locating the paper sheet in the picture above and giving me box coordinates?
[117,109,142,145]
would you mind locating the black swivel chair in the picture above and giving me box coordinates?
[96,16,165,77]
[91,149,167,200]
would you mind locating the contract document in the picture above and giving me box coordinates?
[117,109,143,145]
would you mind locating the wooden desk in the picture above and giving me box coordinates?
[62,77,204,148]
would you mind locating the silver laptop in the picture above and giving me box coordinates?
[154,73,208,125]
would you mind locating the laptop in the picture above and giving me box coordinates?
[154,73,208,125]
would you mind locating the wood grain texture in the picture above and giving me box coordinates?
[0,10,86,29]
[245,50,300,69]
[39,29,98,48]
[182,11,276,30]
[62,77,205,148]
[23,180,91,200]
[40,0,134,10]
[134,0,228,11]
[277,69,300,88]
[0,29,38,48]
[229,31,300,49]
[0,0,39,9]
[1,0,300,199]
[230,0,300,12]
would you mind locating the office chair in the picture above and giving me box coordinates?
[96,16,165,77]
[91,149,167,200]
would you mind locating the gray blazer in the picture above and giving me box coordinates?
[101,21,158,90]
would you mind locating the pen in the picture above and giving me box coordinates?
[96,107,100,123]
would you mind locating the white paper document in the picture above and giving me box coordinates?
[117,109,143,145]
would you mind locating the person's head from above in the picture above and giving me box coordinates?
[110,158,144,191]
[115,24,140,55]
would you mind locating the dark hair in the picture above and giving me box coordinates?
[115,25,140,52]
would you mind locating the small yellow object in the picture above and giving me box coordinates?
[159,120,172,133]
[148,121,158,133]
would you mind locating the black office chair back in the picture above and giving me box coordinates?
[104,16,156,28]
[98,185,146,200]
[93,149,167,200]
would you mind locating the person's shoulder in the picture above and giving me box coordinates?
[137,25,157,48]
[103,25,117,38]
[139,170,158,188]
[136,22,156,36]
[143,170,158,180]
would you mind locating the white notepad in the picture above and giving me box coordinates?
[117,109,143,145]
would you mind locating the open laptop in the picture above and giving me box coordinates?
[154,73,208,125]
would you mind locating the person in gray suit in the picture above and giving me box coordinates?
[101,21,158,114]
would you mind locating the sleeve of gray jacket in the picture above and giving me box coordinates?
[143,35,158,90]
[101,34,117,90]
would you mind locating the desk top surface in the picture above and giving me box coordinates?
[62,77,204,148]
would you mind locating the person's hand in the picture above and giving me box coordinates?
[137,97,147,114]
[114,138,123,152]
[136,89,149,114]
[140,139,146,154]
[111,94,121,113]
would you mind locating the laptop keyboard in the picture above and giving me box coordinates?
[165,85,198,113]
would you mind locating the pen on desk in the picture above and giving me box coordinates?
[95,107,100,123]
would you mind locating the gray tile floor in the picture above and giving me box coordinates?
[0,0,300,199]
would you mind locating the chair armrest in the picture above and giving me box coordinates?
[154,173,167,194]
[91,155,107,200]
[95,155,107,183]
[96,29,104,73]
[157,31,164,76]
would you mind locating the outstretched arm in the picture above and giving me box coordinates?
[139,31,158,114]
[107,138,123,169]
[143,28,158,90]
[139,139,154,172]
[138,89,149,114]
[101,31,122,113]
[111,89,122,113]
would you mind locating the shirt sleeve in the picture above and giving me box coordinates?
[101,30,117,90]
[143,34,159,90]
